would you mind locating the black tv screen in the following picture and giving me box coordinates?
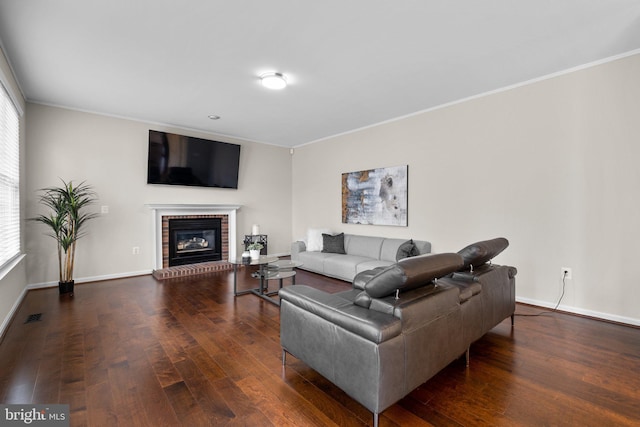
[147,130,241,189]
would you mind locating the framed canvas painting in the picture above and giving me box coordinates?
[342,165,408,226]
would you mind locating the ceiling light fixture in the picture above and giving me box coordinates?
[208,115,221,120]
[260,72,287,90]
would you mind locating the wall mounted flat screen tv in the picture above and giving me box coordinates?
[147,130,241,189]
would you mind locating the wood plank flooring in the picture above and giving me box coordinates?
[0,266,639,426]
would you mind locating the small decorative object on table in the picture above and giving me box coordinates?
[241,250,251,263]
[244,234,268,254]
[247,242,264,259]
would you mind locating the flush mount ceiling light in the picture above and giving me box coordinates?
[260,72,287,90]
[208,114,220,120]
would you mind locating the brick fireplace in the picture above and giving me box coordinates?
[147,204,241,279]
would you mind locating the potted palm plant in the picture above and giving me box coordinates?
[32,179,98,295]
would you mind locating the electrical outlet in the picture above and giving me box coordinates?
[101,205,109,214]
[561,267,572,280]
[132,246,140,255]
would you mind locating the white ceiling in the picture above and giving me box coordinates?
[1,1,639,148]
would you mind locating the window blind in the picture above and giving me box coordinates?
[0,81,20,269]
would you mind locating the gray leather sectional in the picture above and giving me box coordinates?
[280,238,516,427]
[291,233,432,282]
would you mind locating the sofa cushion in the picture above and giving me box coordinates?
[458,237,509,271]
[358,253,464,301]
[377,238,407,262]
[345,235,385,259]
[279,285,402,344]
[297,251,335,273]
[395,239,420,261]
[322,232,346,254]
[323,254,374,281]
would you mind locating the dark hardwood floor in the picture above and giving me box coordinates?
[1,266,639,426]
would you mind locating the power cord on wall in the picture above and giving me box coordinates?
[514,270,568,317]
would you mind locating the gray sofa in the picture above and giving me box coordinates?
[280,238,516,427]
[291,233,431,282]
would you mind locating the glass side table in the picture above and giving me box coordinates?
[229,257,302,306]
[264,260,303,287]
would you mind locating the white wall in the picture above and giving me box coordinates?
[0,45,27,336]
[292,53,640,325]
[25,104,293,286]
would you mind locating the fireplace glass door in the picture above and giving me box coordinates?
[168,218,222,266]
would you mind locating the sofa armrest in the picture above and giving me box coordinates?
[279,285,402,344]
[291,241,306,261]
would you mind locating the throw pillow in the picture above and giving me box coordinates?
[306,228,330,252]
[322,232,346,254]
[457,237,509,270]
[396,239,420,261]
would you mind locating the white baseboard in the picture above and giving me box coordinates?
[27,270,153,290]
[516,296,640,327]
[25,259,297,290]
[0,286,29,340]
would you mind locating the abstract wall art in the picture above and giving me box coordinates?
[342,165,408,226]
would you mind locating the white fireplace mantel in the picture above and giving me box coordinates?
[147,204,241,269]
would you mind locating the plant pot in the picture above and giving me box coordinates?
[59,280,74,296]
[249,249,261,260]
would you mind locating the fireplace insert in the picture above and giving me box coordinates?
[168,218,222,266]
